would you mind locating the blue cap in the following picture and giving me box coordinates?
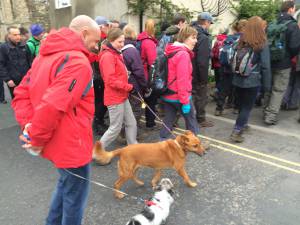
[198,12,214,24]
[30,24,45,36]
[95,16,110,26]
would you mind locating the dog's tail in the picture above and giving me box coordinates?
[93,141,123,165]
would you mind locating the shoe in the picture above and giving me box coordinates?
[214,109,223,116]
[242,125,251,133]
[264,119,277,126]
[0,100,7,104]
[230,130,244,143]
[199,120,214,127]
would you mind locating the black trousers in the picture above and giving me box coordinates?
[93,79,107,124]
[144,92,158,127]
[216,72,234,111]
[192,82,208,123]
[0,79,4,101]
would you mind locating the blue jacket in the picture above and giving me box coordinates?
[122,39,147,94]
[232,44,272,92]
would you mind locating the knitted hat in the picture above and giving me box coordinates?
[30,24,45,36]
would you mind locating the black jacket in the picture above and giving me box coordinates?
[272,13,300,70]
[192,24,212,84]
[0,40,30,85]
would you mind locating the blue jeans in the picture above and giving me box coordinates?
[46,163,90,225]
[234,86,259,131]
[160,100,200,140]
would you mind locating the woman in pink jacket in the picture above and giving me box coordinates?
[159,26,200,140]
[137,19,159,129]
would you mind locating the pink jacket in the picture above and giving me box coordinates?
[163,43,194,105]
[137,31,158,81]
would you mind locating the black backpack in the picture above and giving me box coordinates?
[148,51,179,96]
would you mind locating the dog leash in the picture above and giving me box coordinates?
[132,92,177,139]
[64,169,146,203]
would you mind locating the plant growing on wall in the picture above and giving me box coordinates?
[230,0,282,22]
[127,0,195,33]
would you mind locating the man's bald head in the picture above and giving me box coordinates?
[69,15,100,52]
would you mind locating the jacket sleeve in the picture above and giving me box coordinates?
[260,45,272,92]
[175,52,191,105]
[0,44,11,82]
[99,53,132,91]
[11,70,34,129]
[27,57,93,147]
[143,39,157,66]
[195,35,209,84]
[127,48,147,90]
[287,22,300,57]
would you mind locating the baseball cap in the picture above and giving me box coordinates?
[30,24,45,36]
[198,12,214,24]
[95,16,110,26]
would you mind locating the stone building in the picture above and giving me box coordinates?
[0,0,50,41]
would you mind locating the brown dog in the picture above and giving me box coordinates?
[93,130,205,199]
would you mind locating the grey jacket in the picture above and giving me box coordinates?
[232,44,272,92]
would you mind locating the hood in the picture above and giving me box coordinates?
[137,31,158,44]
[165,42,194,59]
[165,25,180,36]
[278,12,296,23]
[216,34,227,41]
[194,24,210,37]
[124,38,136,46]
[39,28,89,57]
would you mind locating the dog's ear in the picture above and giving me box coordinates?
[168,189,175,197]
[184,130,193,136]
[153,184,162,192]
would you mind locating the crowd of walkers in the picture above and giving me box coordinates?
[3,1,300,224]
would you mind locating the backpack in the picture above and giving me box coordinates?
[157,34,173,57]
[231,47,257,77]
[148,51,179,96]
[267,20,294,62]
[219,35,239,68]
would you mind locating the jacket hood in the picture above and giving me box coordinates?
[137,31,158,43]
[165,42,194,58]
[124,38,136,46]
[278,12,297,23]
[216,34,227,41]
[194,24,210,37]
[165,25,180,35]
[39,28,89,57]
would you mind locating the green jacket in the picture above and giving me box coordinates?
[26,36,41,57]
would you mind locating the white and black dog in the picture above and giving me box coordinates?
[126,178,175,225]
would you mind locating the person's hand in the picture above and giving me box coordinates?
[7,80,16,87]
[19,123,43,153]
[181,104,191,114]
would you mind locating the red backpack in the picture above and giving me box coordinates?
[211,34,227,69]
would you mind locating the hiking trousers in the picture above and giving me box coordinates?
[264,68,290,122]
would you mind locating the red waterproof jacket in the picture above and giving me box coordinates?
[12,28,94,168]
[137,31,158,81]
[163,42,194,105]
[98,44,132,106]
[211,34,227,69]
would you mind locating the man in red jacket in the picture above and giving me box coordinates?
[12,15,100,225]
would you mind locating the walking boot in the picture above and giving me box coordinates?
[230,130,244,143]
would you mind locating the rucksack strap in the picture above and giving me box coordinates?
[121,44,136,52]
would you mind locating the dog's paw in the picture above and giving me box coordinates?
[115,192,125,199]
[187,181,197,188]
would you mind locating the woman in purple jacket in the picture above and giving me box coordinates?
[122,25,148,127]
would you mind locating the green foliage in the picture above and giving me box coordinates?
[127,0,195,34]
[230,0,282,22]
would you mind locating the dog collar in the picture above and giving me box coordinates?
[145,199,163,210]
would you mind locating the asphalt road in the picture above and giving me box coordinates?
[0,88,300,225]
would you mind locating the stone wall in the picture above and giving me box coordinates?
[0,0,50,41]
